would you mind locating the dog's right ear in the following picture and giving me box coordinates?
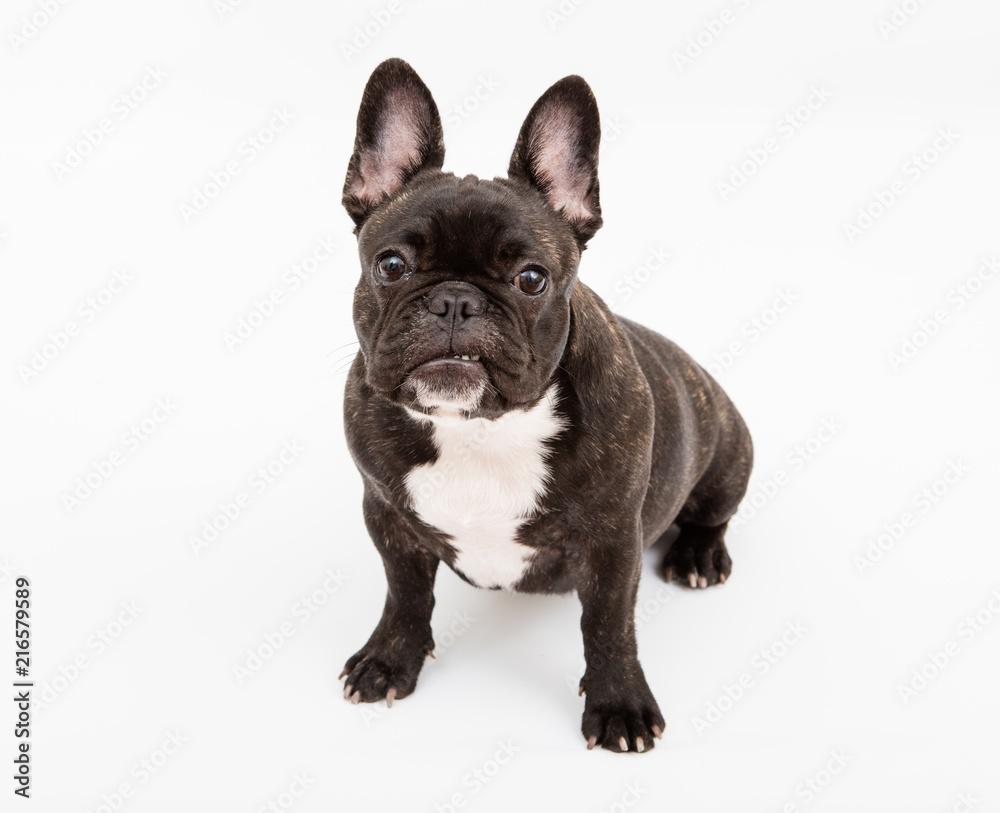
[507,75,603,247]
[342,58,445,229]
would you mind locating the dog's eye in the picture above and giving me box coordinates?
[376,254,407,281]
[513,268,547,295]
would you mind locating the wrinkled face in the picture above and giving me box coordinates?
[354,175,580,418]
[343,59,604,419]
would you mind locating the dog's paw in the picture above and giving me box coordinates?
[660,527,732,589]
[339,641,431,706]
[581,678,665,753]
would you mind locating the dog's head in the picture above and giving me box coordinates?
[343,58,602,420]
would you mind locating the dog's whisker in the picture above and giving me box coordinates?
[325,340,360,358]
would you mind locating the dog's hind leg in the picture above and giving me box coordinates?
[659,521,733,588]
[658,406,752,589]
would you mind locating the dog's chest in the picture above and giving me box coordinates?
[404,388,564,589]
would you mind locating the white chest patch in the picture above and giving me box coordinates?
[404,386,566,589]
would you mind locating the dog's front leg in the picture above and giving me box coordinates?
[577,532,665,753]
[341,488,438,706]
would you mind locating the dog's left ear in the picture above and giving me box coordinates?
[508,75,603,247]
[343,58,445,228]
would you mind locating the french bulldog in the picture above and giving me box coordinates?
[338,58,753,753]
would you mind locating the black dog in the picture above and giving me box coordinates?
[339,58,753,753]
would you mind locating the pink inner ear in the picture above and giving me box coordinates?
[350,91,424,204]
[530,105,594,223]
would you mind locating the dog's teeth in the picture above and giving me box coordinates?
[461,355,470,360]
[471,354,479,361]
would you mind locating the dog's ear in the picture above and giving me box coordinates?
[508,75,602,247]
[343,58,444,228]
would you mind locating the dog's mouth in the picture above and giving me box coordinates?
[404,352,490,413]
[408,350,485,374]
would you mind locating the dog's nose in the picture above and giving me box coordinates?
[426,284,487,327]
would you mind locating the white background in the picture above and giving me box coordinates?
[3,0,1000,810]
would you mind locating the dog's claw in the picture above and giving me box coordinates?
[587,735,597,750]
[636,737,644,753]
[697,576,707,588]
[338,666,350,680]
[688,573,697,588]
[343,683,353,700]
[385,687,397,708]
[663,567,673,582]
[429,651,436,659]
[651,724,663,739]
[719,572,727,584]
[350,690,361,704]
[618,736,628,751]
